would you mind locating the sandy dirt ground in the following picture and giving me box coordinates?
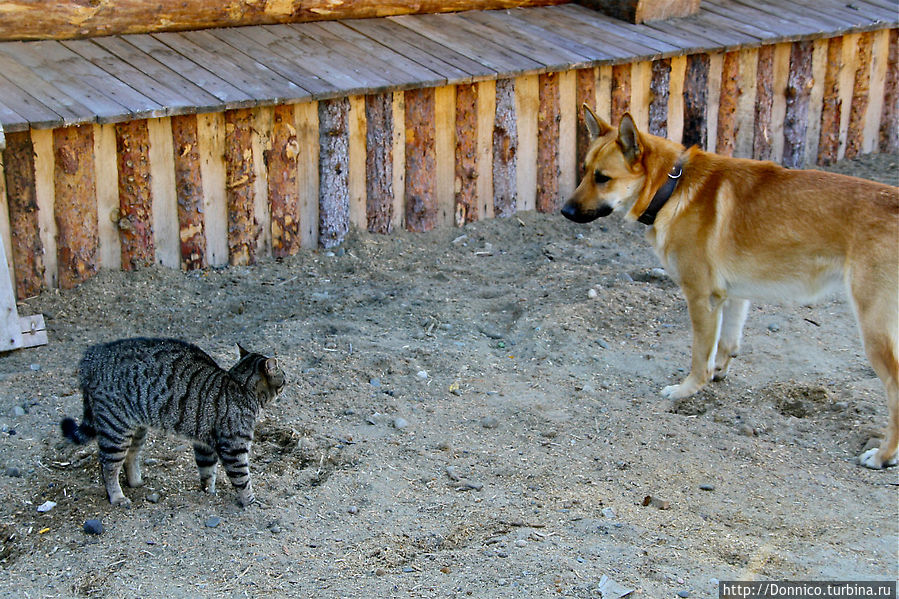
[0,154,896,599]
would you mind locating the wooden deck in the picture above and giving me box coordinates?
[0,0,894,133]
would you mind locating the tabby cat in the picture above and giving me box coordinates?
[61,338,285,507]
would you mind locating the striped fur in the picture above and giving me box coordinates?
[61,338,285,507]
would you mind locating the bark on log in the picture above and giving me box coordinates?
[267,105,301,258]
[683,53,709,150]
[493,78,518,218]
[753,45,776,161]
[404,88,438,232]
[224,109,257,265]
[575,0,700,23]
[0,0,567,41]
[365,93,395,234]
[648,58,671,139]
[319,98,350,248]
[817,37,843,165]
[2,131,44,298]
[844,32,873,161]
[536,72,561,214]
[782,41,814,168]
[454,83,479,226]
[880,29,899,154]
[115,119,154,270]
[715,51,739,157]
[575,68,597,180]
[611,64,631,126]
[170,114,206,270]
[53,124,98,290]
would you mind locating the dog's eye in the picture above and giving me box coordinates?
[594,171,610,185]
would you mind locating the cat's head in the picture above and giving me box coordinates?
[233,344,286,406]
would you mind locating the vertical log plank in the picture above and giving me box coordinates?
[32,130,57,289]
[115,119,154,270]
[817,37,843,165]
[515,75,538,212]
[53,124,98,289]
[435,85,456,227]
[844,32,873,161]
[648,58,671,139]
[879,29,898,154]
[93,123,120,270]
[683,53,709,150]
[782,41,814,169]
[862,29,890,154]
[576,67,597,178]
[223,109,257,265]
[251,108,272,259]
[2,131,44,298]
[0,159,13,292]
[837,33,860,161]
[716,51,740,157]
[754,44,776,161]
[733,48,758,158]
[611,63,631,125]
[148,117,179,268]
[804,40,829,165]
[455,83,479,226]
[171,114,207,270]
[667,56,686,144]
[597,64,613,124]
[536,71,560,214]
[197,112,227,266]
[404,88,437,232]
[348,95,367,230]
[769,43,792,164]
[390,91,405,231]
[296,101,320,248]
[319,97,350,247]
[630,61,652,132]
[493,78,518,218]
[476,80,495,221]
[705,52,724,153]
[268,104,301,257]
[558,70,576,200]
[365,93,395,233]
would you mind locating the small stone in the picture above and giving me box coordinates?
[601,507,616,519]
[269,525,282,534]
[416,370,428,380]
[480,416,499,429]
[595,339,610,349]
[677,591,690,598]
[587,288,598,299]
[767,322,781,333]
[83,519,103,535]
[496,551,509,558]
[205,516,221,528]
[581,384,596,394]
[739,424,756,437]
[146,492,161,504]
[37,501,56,513]
[369,378,381,388]
[11,406,25,417]
[436,441,452,452]
[393,417,409,430]
[402,566,414,573]
[514,539,527,548]
[5,466,22,478]
[347,505,359,515]
[699,484,715,492]
[29,364,40,371]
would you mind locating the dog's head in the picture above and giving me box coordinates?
[561,106,649,224]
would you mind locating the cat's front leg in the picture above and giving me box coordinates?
[193,442,218,494]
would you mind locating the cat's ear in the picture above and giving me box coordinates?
[264,358,279,374]
[237,343,249,358]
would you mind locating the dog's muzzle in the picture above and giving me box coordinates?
[561,200,613,223]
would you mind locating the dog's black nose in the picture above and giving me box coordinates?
[561,201,611,223]
[561,201,577,221]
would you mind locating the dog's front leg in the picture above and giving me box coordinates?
[662,289,725,400]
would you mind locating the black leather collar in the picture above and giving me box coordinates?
[637,159,685,225]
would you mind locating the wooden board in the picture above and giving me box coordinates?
[862,29,890,154]
[558,70,577,200]
[196,112,228,266]
[223,108,258,266]
[2,131,45,298]
[252,107,272,259]
[31,129,57,290]
[493,78,518,218]
[365,93,396,233]
[817,36,843,165]
[648,59,671,139]
[476,80,496,221]
[879,29,898,154]
[454,83,479,226]
[404,87,437,232]
[269,104,302,256]
[115,118,155,270]
[682,53,709,150]
[147,117,179,268]
[782,41,814,168]
[295,102,320,248]
[318,98,350,246]
[536,71,561,214]
[348,95,368,229]
[515,74,539,213]
[53,124,98,289]
[844,32,874,160]
[93,124,120,271]
[171,114,207,270]
[435,85,456,227]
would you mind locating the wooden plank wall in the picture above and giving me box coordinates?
[1,30,896,299]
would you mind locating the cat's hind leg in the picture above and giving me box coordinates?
[124,426,147,488]
[193,442,218,494]
[97,431,132,507]
[217,439,254,507]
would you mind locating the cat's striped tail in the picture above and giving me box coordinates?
[61,417,95,444]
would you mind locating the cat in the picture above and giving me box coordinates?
[61,338,285,507]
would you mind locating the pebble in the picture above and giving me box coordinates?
[739,424,756,437]
[480,416,499,429]
[205,516,222,528]
[581,384,596,394]
[416,370,429,380]
[29,364,40,371]
[587,288,598,299]
[393,417,409,430]
[11,406,25,417]
[83,519,103,535]
[347,505,359,515]
[5,466,22,477]
[677,591,690,598]
[649,267,668,280]
[402,566,414,573]
[595,339,610,349]
[767,322,781,332]
[601,507,616,519]
[146,492,161,504]
[514,539,527,548]
[37,501,56,513]
[699,483,715,492]
[369,378,381,388]
[269,524,282,534]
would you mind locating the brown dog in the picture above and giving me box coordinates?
[562,105,899,469]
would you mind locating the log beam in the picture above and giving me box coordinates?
[171,114,206,270]
[683,53,709,150]
[844,32,874,161]
[493,79,518,219]
[268,105,301,257]
[404,88,437,232]
[115,119,154,270]
[224,109,257,266]
[782,41,814,168]
[817,37,843,165]
[575,68,597,179]
[880,29,899,154]
[365,93,395,234]
[575,0,700,23]
[53,125,98,289]
[536,72,561,214]
[318,98,350,247]
[2,131,44,299]
[454,83,479,226]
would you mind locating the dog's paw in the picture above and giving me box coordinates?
[661,383,698,400]
[858,448,898,469]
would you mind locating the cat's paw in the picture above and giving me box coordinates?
[110,495,132,508]
[236,493,255,508]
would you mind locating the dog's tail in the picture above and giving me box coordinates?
[61,416,95,445]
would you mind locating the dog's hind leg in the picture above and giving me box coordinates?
[851,268,899,469]
[662,288,725,400]
[714,298,750,382]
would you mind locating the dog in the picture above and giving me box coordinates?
[561,105,899,469]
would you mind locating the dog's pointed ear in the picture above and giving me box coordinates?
[583,103,613,140]
[617,113,643,165]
